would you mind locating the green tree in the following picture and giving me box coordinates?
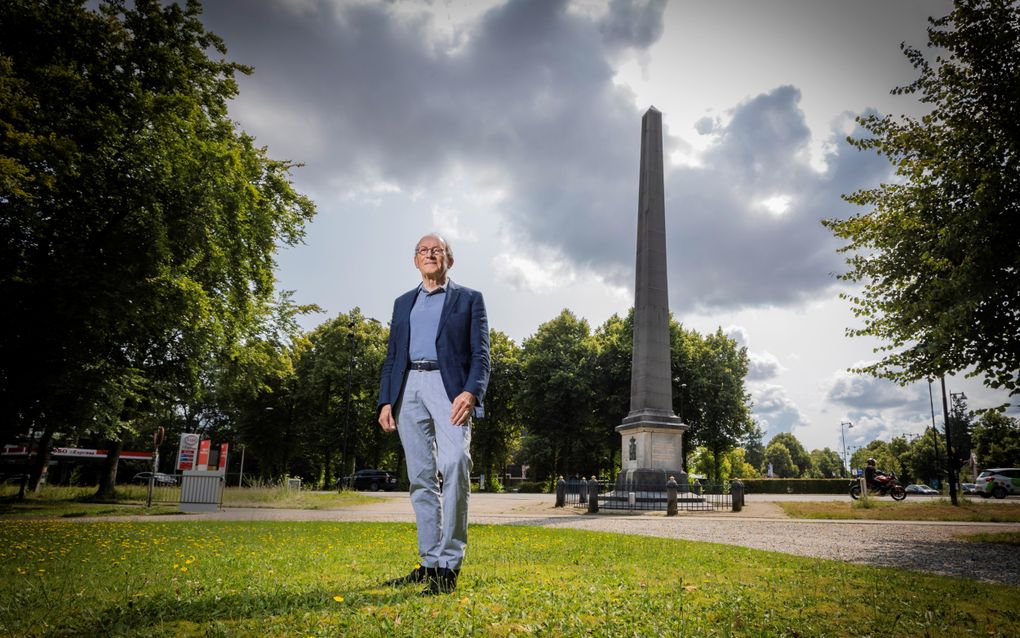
[726,447,759,479]
[680,328,753,479]
[946,394,975,474]
[590,312,634,473]
[850,441,900,479]
[769,433,812,478]
[689,445,727,480]
[293,310,389,488]
[518,310,598,480]
[887,435,914,481]
[764,441,796,478]
[474,330,524,491]
[822,1,1020,396]
[809,448,843,478]
[971,411,1020,469]
[742,424,767,473]
[905,428,945,485]
[689,446,758,482]
[0,0,315,496]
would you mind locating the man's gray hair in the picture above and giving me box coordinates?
[415,233,454,263]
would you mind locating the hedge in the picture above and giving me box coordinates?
[738,478,850,494]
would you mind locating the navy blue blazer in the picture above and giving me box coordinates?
[378,280,490,417]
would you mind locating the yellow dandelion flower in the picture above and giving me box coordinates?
[333,595,344,603]
[181,567,188,572]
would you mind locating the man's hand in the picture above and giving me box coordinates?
[378,404,396,432]
[450,391,476,426]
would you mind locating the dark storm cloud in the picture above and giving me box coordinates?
[661,88,891,310]
[200,0,890,310]
[599,0,667,50]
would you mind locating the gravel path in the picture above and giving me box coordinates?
[521,514,1020,586]
[67,493,1020,587]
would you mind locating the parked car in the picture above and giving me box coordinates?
[960,482,978,495]
[975,468,1020,499]
[132,471,178,486]
[339,469,398,492]
[905,484,939,495]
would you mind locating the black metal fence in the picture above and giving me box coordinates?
[144,481,183,505]
[559,478,737,512]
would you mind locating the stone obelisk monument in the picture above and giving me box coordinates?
[615,107,688,490]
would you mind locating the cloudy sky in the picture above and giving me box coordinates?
[197,0,1016,457]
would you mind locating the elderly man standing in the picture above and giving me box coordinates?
[377,233,489,596]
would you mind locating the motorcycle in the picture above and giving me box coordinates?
[849,473,907,501]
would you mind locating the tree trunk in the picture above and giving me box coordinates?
[31,438,53,494]
[28,425,55,491]
[95,439,123,500]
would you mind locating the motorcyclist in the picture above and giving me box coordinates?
[864,458,888,490]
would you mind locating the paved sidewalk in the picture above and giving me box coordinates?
[73,492,1020,587]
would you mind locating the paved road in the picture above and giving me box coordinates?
[73,492,1020,587]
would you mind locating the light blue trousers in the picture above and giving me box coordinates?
[396,369,472,570]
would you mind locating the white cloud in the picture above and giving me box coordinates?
[748,350,787,381]
[825,365,919,410]
[491,253,576,294]
[723,325,748,346]
[431,204,477,242]
[752,384,809,439]
[756,194,793,217]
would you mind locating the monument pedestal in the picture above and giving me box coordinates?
[615,412,692,494]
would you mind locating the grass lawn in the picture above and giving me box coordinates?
[0,485,381,519]
[0,520,1017,637]
[778,498,1020,523]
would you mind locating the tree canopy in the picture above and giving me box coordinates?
[0,0,315,491]
[971,411,1020,468]
[823,0,1020,396]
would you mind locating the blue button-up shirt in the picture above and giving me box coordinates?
[408,282,447,362]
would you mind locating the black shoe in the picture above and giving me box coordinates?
[421,567,459,596]
[383,565,431,587]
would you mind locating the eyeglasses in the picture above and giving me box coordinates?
[415,247,446,257]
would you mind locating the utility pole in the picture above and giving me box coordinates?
[939,376,958,505]
[927,379,940,486]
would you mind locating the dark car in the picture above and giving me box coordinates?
[132,471,178,486]
[339,469,398,492]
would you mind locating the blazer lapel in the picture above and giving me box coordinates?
[436,281,459,339]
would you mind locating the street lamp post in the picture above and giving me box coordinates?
[341,319,356,485]
[840,421,853,478]
[679,383,687,422]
